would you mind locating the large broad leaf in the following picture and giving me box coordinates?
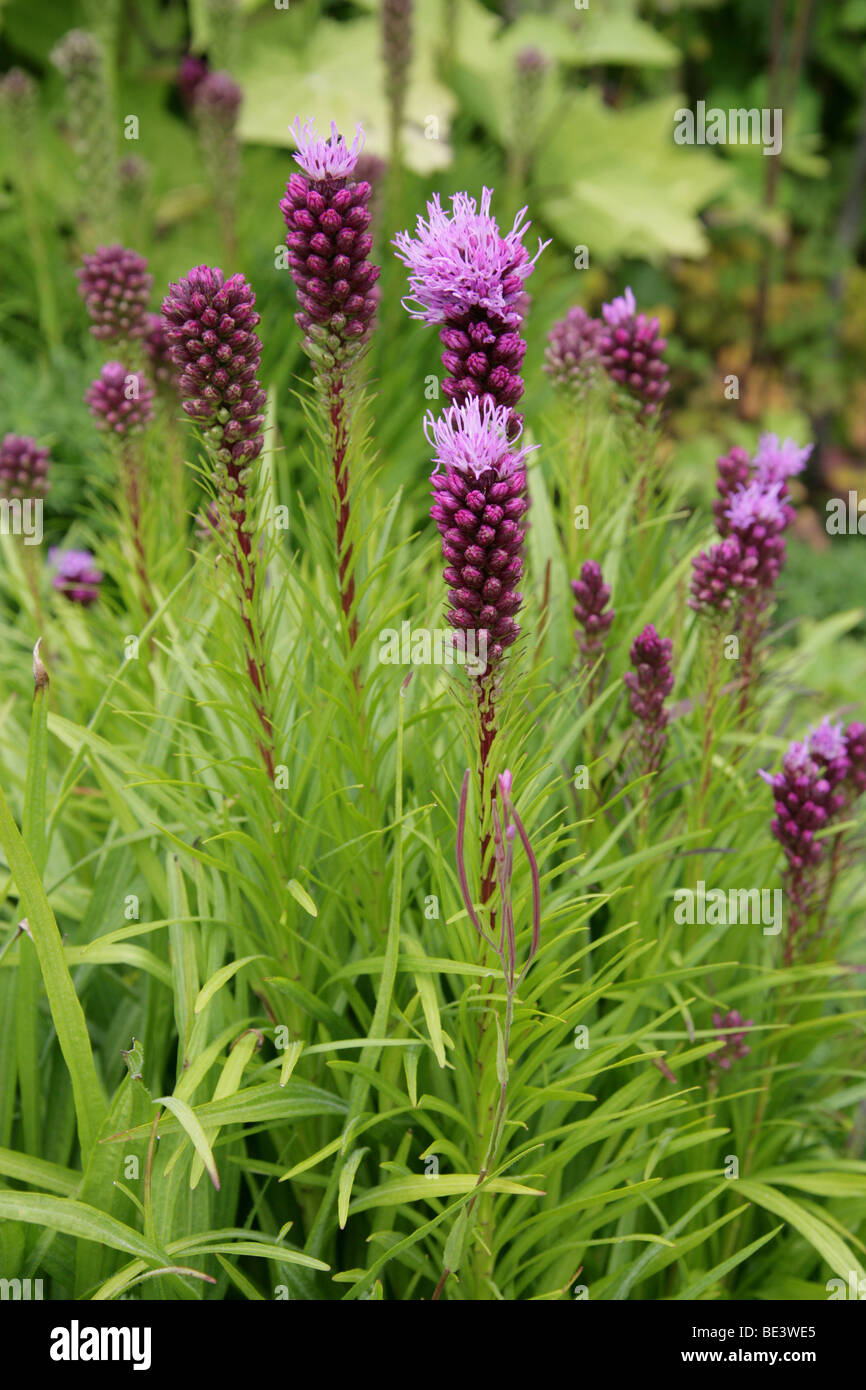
[236,8,455,174]
[533,93,735,262]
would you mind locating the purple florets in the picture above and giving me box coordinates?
[290,117,365,181]
[395,187,546,427]
[85,362,154,435]
[0,434,51,499]
[428,398,530,666]
[689,535,758,615]
[571,559,614,664]
[395,188,544,329]
[708,1010,754,1070]
[161,265,266,467]
[425,396,534,480]
[77,244,152,344]
[544,306,602,395]
[598,286,669,417]
[624,623,674,773]
[753,432,812,487]
[713,446,751,534]
[759,718,866,958]
[50,547,103,605]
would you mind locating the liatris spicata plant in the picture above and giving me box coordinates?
[707,1010,754,1071]
[761,719,866,960]
[571,559,614,699]
[625,623,674,823]
[51,29,117,240]
[77,245,152,347]
[394,186,546,431]
[382,0,412,159]
[693,433,811,715]
[49,547,103,605]
[280,118,380,668]
[598,286,669,418]
[0,434,51,500]
[85,362,154,614]
[427,396,533,925]
[193,71,243,261]
[544,305,601,398]
[161,265,274,774]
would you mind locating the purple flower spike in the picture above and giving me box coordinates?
[571,559,614,670]
[77,245,152,344]
[85,362,154,435]
[161,266,266,469]
[753,433,812,487]
[395,187,547,426]
[0,434,51,499]
[544,306,602,395]
[280,118,379,365]
[724,480,789,590]
[688,535,758,614]
[427,398,531,667]
[598,286,670,417]
[49,547,103,606]
[624,623,674,774]
[708,1010,754,1071]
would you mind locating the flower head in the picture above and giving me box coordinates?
[290,117,365,181]
[601,286,637,328]
[753,433,812,487]
[85,362,154,435]
[688,535,758,614]
[428,399,530,665]
[572,559,615,667]
[624,623,674,773]
[77,244,152,344]
[280,125,379,363]
[0,434,51,499]
[49,547,103,605]
[544,305,601,394]
[424,397,534,480]
[161,265,265,466]
[708,1010,754,1071]
[808,718,847,766]
[598,286,669,416]
[725,479,788,534]
[394,188,545,328]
